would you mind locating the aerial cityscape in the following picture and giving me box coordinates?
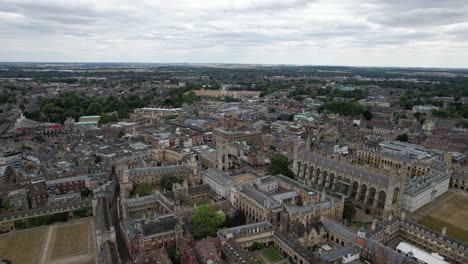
[0,1,467,264]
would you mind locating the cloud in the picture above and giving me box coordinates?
[0,0,466,67]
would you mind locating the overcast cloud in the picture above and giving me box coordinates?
[0,0,467,67]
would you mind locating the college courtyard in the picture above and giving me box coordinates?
[0,217,97,264]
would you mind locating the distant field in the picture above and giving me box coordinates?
[51,223,88,259]
[0,227,45,264]
[416,193,468,243]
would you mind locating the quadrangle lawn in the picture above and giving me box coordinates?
[0,228,45,264]
[51,222,88,259]
[260,247,284,263]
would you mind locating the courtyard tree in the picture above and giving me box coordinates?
[192,205,225,238]
[134,183,153,197]
[160,176,179,191]
[343,202,356,220]
[268,154,294,178]
[396,133,409,142]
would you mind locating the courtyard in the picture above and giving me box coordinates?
[252,247,289,264]
[0,217,97,264]
[414,190,468,243]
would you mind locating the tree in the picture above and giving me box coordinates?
[134,183,153,197]
[343,202,356,220]
[80,187,92,198]
[160,175,179,191]
[1,199,12,210]
[362,109,373,120]
[166,246,181,264]
[396,133,409,142]
[224,209,247,228]
[86,101,103,115]
[192,205,225,238]
[268,154,294,178]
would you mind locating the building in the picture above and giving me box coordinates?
[128,164,192,186]
[79,115,101,123]
[396,242,449,264]
[293,137,403,217]
[172,180,190,206]
[195,237,222,264]
[230,175,343,237]
[28,183,48,208]
[120,214,184,261]
[7,189,28,210]
[402,172,450,212]
[212,127,263,146]
[202,168,235,199]
[45,175,87,193]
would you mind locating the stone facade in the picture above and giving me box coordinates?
[293,137,403,217]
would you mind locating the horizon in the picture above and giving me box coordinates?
[1,61,468,70]
[1,0,467,68]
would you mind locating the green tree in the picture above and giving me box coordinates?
[183,91,198,104]
[192,205,225,238]
[166,246,181,264]
[160,176,179,191]
[267,154,294,178]
[396,133,409,142]
[134,183,153,196]
[80,187,92,198]
[343,202,356,220]
[1,199,12,210]
[86,101,103,115]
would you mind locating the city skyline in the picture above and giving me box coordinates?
[1,0,468,68]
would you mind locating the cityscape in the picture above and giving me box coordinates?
[0,1,467,264]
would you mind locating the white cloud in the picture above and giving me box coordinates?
[0,0,467,67]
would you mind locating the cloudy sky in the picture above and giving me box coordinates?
[0,0,467,67]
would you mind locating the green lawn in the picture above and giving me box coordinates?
[417,215,468,243]
[261,247,283,263]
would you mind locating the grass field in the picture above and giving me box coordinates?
[260,247,284,263]
[51,223,88,259]
[425,194,468,231]
[417,215,468,243]
[0,228,45,264]
[416,193,468,243]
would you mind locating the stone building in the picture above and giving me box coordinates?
[293,137,403,217]
[230,175,343,235]
[120,214,184,261]
[127,164,192,186]
[202,168,235,199]
[402,172,450,212]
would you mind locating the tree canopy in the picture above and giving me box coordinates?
[267,154,294,178]
[134,183,153,197]
[160,175,180,191]
[343,202,356,220]
[396,133,409,142]
[192,205,225,238]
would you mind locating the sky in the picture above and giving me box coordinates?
[0,0,467,68]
